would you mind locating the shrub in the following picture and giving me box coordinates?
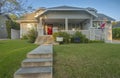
[27,28,38,43]
[89,40,104,43]
[6,21,11,38]
[112,28,120,39]
[53,32,59,40]
[53,32,70,43]
[21,34,28,40]
[71,31,89,43]
[11,22,20,30]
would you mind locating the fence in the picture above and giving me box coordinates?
[11,29,20,39]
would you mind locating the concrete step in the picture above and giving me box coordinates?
[35,36,54,45]
[27,53,53,59]
[27,44,53,59]
[22,58,53,67]
[14,67,52,78]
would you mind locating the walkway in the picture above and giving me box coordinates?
[14,44,53,78]
[112,40,120,44]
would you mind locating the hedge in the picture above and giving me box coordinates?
[112,28,120,39]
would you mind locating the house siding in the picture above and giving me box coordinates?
[0,15,8,39]
[20,23,38,38]
[45,11,91,19]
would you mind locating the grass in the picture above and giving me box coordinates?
[1,40,120,78]
[53,43,120,78]
[0,40,37,78]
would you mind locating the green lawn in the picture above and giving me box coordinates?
[53,43,120,78]
[0,40,37,78]
[1,40,120,78]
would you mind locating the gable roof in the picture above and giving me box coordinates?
[18,6,115,22]
[48,5,84,10]
[35,5,98,18]
[17,12,38,23]
[94,13,115,21]
[20,12,36,20]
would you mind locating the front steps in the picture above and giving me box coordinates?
[35,35,54,45]
[14,67,52,78]
[22,58,52,67]
[14,44,53,78]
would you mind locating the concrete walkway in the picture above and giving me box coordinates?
[112,40,120,44]
[0,39,9,40]
[14,44,53,78]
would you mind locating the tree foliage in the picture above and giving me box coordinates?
[0,0,33,15]
[6,20,20,38]
[112,28,120,39]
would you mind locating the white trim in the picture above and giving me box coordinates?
[65,18,68,31]
[16,20,37,23]
[35,9,97,18]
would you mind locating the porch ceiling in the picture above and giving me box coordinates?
[44,19,87,23]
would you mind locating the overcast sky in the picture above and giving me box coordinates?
[27,0,120,21]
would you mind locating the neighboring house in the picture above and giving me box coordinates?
[17,6,115,42]
[0,13,11,39]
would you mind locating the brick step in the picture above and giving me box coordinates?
[22,58,53,67]
[14,67,52,78]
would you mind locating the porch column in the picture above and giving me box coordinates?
[38,18,43,36]
[104,23,112,43]
[90,17,93,28]
[20,24,23,38]
[65,18,68,31]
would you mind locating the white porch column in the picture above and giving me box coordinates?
[65,18,68,31]
[90,17,93,28]
[20,24,23,38]
[38,18,43,36]
[104,23,112,43]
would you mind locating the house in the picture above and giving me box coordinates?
[0,13,11,39]
[17,6,115,43]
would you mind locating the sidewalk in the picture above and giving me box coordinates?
[0,39,9,40]
[112,40,120,44]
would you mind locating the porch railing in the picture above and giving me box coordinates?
[53,29,104,40]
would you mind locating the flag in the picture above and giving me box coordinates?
[100,23,105,29]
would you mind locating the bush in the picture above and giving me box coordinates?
[27,28,38,43]
[21,34,28,40]
[53,32,70,43]
[53,31,89,44]
[89,40,104,43]
[53,32,59,40]
[112,28,120,39]
[71,31,89,43]
[6,21,11,38]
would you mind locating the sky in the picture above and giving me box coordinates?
[27,0,120,21]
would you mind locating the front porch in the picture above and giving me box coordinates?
[38,18,92,35]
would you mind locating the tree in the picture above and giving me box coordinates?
[0,0,33,15]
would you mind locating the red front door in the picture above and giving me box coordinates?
[47,26,53,35]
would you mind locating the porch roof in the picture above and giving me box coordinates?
[94,13,115,21]
[35,6,98,18]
